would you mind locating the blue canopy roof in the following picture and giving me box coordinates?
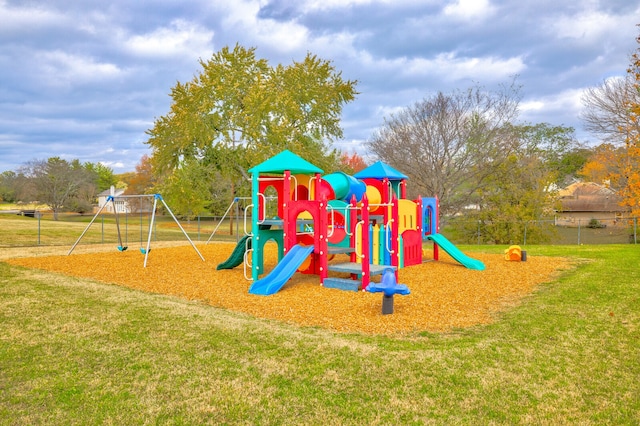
[353,161,408,180]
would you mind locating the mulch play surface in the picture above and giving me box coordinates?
[6,243,572,335]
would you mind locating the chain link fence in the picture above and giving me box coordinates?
[1,210,638,248]
[0,210,248,248]
[443,216,638,246]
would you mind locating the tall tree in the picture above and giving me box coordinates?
[124,155,156,196]
[556,146,592,182]
[0,171,17,203]
[155,158,212,219]
[621,27,640,216]
[19,157,95,219]
[146,44,357,213]
[339,151,368,174]
[578,143,623,186]
[513,123,581,182]
[84,162,117,193]
[580,75,640,144]
[582,27,640,217]
[367,82,521,216]
[457,124,578,244]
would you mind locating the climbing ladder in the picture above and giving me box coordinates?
[322,193,400,291]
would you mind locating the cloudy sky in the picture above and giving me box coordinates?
[1,0,638,174]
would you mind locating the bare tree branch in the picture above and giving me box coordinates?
[367,83,521,216]
[580,75,640,144]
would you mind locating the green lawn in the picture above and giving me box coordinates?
[1,244,638,424]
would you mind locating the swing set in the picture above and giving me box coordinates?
[205,196,280,244]
[68,193,204,267]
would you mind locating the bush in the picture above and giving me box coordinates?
[587,218,606,229]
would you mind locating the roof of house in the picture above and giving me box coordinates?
[97,188,125,197]
[557,182,627,212]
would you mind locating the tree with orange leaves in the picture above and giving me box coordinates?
[581,27,640,217]
[578,143,624,186]
[620,27,640,217]
[124,155,156,196]
[339,151,368,174]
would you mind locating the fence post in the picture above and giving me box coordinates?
[577,219,581,245]
[37,212,41,245]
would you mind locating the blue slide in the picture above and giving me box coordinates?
[249,244,314,295]
[426,233,485,271]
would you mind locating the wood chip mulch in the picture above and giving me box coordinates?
[5,243,572,335]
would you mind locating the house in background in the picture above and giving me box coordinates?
[96,187,154,214]
[96,187,128,214]
[555,181,630,227]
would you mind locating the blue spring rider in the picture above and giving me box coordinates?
[366,268,410,314]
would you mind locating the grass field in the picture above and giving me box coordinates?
[1,230,639,423]
[0,212,243,247]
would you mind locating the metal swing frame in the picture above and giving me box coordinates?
[68,193,205,267]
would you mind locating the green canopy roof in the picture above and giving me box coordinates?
[354,161,408,180]
[248,150,323,175]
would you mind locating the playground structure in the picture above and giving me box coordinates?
[68,193,204,267]
[217,150,484,296]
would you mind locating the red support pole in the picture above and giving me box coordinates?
[382,177,390,202]
[416,196,424,262]
[361,193,370,290]
[391,194,399,281]
[313,172,322,200]
[283,170,293,253]
[434,195,440,261]
[435,194,440,233]
[349,194,358,263]
[318,194,328,283]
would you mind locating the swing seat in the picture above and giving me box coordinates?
[140,248,150,254]
[117,246,128,252]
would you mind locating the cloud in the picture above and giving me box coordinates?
[219,1,311,54]
[0,0,67,34]
[550,8,626,45]
[1,0,638,174]
[443,0,495,20]
[260,0,423,16]
[124,19,214,59]
[38,51,123,87]
[410,53,526,82]
[519,87,586,132]
[351,49,525,91]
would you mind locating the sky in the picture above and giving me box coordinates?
[1,0,638,174]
